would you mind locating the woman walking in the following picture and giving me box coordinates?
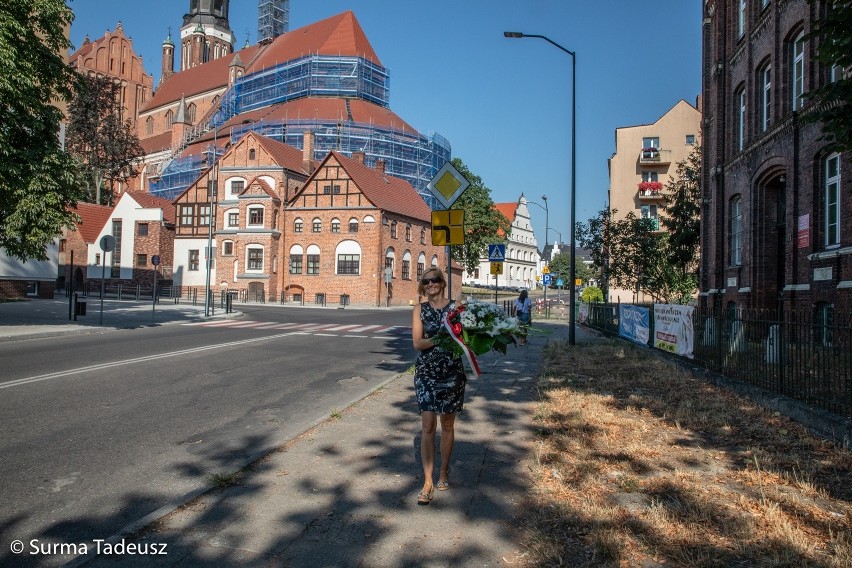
[411,268,466,505]
[513,289,532,345]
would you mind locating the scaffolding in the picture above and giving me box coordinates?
[147,52,449,205]
[228,118,450,205]
[258,0,289,43]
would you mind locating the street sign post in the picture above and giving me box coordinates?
[151,255,161,320]
[98,235,116,326]
[427,161,472,302]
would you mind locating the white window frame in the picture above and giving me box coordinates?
[738,0,747,38]
[761,63,771,132]
[730,197,743,266]
[737,87,747,151]
[792,32,805,111]
[825,153,840,247]
[246,245,264,272]
[247,206,264,227]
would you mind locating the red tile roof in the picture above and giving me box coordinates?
[141,10,380,114]
[492,203,516,238]
[251,11,381,72]
[140,131,172,154]
[127,191,176,225]
[309,151,431,222]
[252,133,308,174]
[69,202,113,243]
[141,44,264,113]
[493,203,517,223]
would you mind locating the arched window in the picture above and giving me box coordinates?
[146,116,154,135]
[402,250,412,280]
[420,227,426,244]
[729,196,743,266]
[758,61,771,132]
[331,218,341,233]
[735,84,746,151]
[336,240,361,275]
[294,218,303,233]
[405,224,412,241]
[312,217,322,233]
[349,217,359,232]
[165,109,174,127]
[385,248,395,276]
[825,153,840,247]
[306,244,320,275]
[187,102,197,123]
[792,31,805,111]
[289,244,303,274]
[249,148,256,160]
[431,255,438,267]
[417,252,426,281]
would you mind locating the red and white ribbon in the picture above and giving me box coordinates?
[442,313,481,378]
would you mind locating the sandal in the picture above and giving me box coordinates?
[436,480,449,491]
[417,488,434,505]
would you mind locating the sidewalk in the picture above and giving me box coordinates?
[1,299,601,566]
[0,297,238,342]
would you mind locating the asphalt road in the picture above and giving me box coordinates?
[0,306,413,568]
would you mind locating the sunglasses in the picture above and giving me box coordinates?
[421,276,443,285]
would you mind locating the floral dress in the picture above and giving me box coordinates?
[414,300,467,414]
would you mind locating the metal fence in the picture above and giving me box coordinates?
[584,303,852,420]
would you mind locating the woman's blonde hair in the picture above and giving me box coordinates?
[417,267,446,296]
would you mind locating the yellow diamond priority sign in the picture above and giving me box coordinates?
[427,161,470,209]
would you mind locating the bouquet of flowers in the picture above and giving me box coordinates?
[432,299,523,378]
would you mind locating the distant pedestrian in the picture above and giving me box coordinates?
[411,268,466,505]
[513,289,532,345]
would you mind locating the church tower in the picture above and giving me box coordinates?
[180,0,235,70]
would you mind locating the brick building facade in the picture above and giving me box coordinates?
[701,0,850,315]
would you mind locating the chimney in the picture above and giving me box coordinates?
[375,159,386,174]
[352,151,365,164]
[302,130,315,173]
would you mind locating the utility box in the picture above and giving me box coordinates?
[75,299,87,316]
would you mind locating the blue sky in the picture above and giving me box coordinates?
[68,0,702,248]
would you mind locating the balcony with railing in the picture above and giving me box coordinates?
[637,181,664,201]
[639,147,672,165]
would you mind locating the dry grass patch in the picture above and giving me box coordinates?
[517,340,852,567]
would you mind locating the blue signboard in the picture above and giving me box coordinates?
[542,274,552,286]
[487,244,505,261]
[619,304,650,345]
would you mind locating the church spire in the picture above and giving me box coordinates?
[180,0,235,70]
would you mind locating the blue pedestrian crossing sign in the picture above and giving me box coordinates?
[487,244,505,262]
[556,278,565,287]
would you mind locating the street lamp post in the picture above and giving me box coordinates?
[203,137,217,317]
[504,31,576,345]
[547,228,562,244]
[527,196,549,302]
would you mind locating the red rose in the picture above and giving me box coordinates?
[451,322,463,336]
[447,309,458,320]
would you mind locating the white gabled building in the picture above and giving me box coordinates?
[464,196,540,290]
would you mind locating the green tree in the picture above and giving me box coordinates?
[448,158,511,274]
[804,0,852,152]
[67,74,144,205]
[580,286,604,303]
[0,0,87,260]
[547,251,594,287]
[576,207,616,299]
[660,144,701,303]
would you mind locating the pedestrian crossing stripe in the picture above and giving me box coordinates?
[183,321,407,336]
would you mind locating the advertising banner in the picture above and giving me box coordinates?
[578,302,589,323]
[653,304,695,358]
[618,304,649,345]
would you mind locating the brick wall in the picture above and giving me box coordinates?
[701,0,850,314]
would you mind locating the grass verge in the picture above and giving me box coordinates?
[518,340,852,567]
